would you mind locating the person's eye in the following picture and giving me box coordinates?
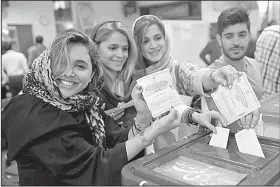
[143,40,149,44]
[156,36,162,40]
[225,35,233,39]
[76,63,86,69]
[239,33,247,37]
[109,47,116,50]
[123,47,128,51]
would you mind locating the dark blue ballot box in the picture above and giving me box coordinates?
[257,93,280,139]
[122,130,280,185]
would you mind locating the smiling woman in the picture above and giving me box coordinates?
[1,28,193,185]
[132,15,260,151]
[91,21,141,127]
[55,43,93,98]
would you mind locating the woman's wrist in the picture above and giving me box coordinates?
[202,69,218,92]
[191,112,201,124]
[181,108,201,125]
[135,114,151,128]
[144,123,159,142]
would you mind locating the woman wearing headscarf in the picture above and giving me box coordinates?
[91,21,139,128]
[1,29,228,186]
[132,15,260,149]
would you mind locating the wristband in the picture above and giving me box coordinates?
[183,108,202,126]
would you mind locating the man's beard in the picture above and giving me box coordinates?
[222,45,246,61]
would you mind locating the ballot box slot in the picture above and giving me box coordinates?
[190,149,278,172]
[186,138,279,172]
[143,134,279,172]
[141,131,211,168]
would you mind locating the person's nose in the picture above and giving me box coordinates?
[65,68,75,77]
[115,49,124,59]
[149,40,157,49]
[232,35,241,46]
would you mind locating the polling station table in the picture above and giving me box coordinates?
[122,128,280,185]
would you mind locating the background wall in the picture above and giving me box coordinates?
[2,1,264,67]
[86,1,262,67]
[2,1,57,47]
[163,1,262,67]
[89,1,139,32]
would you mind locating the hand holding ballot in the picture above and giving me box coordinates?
[203,65,241,91]
[189,110,227,134]
[134,69,228,134]
[211,73,260,129]
[207,73,264,158]
[136,69,182,118]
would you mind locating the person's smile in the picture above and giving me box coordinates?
[57,77,79,89]
[148,49,160,56]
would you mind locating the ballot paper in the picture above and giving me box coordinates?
[235,129,265,158]
[211,74,261,125]
[136,69,183,118]
[209,127,230,149]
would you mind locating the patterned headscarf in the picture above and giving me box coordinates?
[23,48,106,147]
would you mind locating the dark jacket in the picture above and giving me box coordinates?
[100,75,140,128]
[2,94,143,186]
[100,85,136,128]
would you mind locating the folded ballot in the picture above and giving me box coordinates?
[211,74,261,125]
[209,127,230,149]
[137,69,183,118]
[235,129,265,158]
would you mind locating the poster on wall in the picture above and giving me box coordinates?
[76,2,96,36]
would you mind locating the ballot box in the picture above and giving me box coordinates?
[122,130,280,185]
[256,93,280,139]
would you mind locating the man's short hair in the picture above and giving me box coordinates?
[35,36,44,44]
[217,7,251,35]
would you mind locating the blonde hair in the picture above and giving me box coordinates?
[50,29,103,91]
[91,21,138,83]
[132,15,166,68]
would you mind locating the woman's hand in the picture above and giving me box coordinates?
[109,109,125,121]
[131,84,150,116]
[237,109,260,129]
[192,110,228,134]
[131,84,152,127]
[151,107,181,135]
[107,102,125,121]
